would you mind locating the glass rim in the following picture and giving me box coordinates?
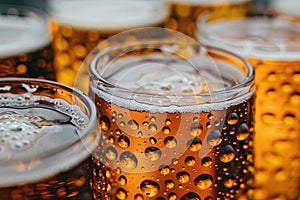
[197,12,300,60]
[0,77,98,187]
[168,0,251,5]
[89,38,254,109]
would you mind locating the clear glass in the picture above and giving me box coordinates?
[87,27,255,199]
[48,0,169,87]
[0,4,55,80]
[0,78,100,200]
[197,13,300,200]
[164,0,251,38]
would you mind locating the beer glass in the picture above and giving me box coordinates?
[48,0,169,87]
[87,28,255,199]
[197,14,300,200]
[0,4,55,80]
[164,0,251,38]
[0,78,105,199]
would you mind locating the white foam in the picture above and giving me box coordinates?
[91,55,253,113]
[168,0,250,5]
[271,0,300,17]
[0,93,98,187]
[0,14,51,58]
[49,0,168,30]
[197,18,300,60]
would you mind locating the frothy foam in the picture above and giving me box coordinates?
[92,55,252,113]
[271,0,300,17]
[0,93,96,187]
[168,0,250,5]
[198,18,300,60]
[0,14,50,58]
[49,0,168,30]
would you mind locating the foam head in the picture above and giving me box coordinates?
[87,28,254,113]
[0,5,51,58]
[197,15,300,60]
[271,0,300,17]
[48,0,168,30]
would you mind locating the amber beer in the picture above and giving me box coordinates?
[0,78,107,200]
[0,5,55,80]
[197,15,300,200]
[165,0,251,38]
[88,28,254,199]
[48,0,169,87]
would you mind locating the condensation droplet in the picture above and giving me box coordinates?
[236,123,249,141]
[201,157,212,167]
[165,119,172,126]
[149,137,157,145]
[117,135,130,149]
[159,165,171,176]
[176,171,190,184]
[187,138,202,152]
[116,188,127,200]
[105,146,118,161]
[165,180,175,189]
[164,136,177,148]
[189,123,203,137]
[227,112,239,125]
[100,115,110,131]
[128,120,139,131]
[162,126,171,135]
[148,124,158,133]
[134,194,144,200]
[185,156,196,167]
[219,145,235,163]
[120,151,138,170]
[145,147,162,161]
[207,130,222,146]
[180,192,200,199]
[118,175,127,186]
[168,192,177,200]
[194,174,213,190]
[140,180,160,197]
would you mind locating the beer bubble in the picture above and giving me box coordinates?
[140,180,160,197]
[236,123,249,141]
[207,130,223,146]
[120,151,138,170]
[194,174,213,190]
[162,126,171,135]
[165,180,175,189]
[118,175,127,186]
[105,146,118,161]
[176,171,190,184]
[219,145,235,163]
[180,192,200,199]
[201,157,212,167]
[145,147,162,161]
[116,188,127,200]
[184,156,196,167]
[128,120,139,130]
[164,136,177,148]
[227,112,239,125]
[159,165,171,176]
[117,135,130,149]
[134,194,144,200]
[189,123,203,137]
[100,115,110,131]
[187,138,202,152]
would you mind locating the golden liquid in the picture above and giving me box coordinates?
[50,21,165,87]
[91,95,254,199]
[249,58,300,200]
[0,44,55,80]
[165,1,250,38]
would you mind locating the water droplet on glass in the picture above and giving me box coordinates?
[165,180,175,189]
[168,192,177,200]
[145,147,162,161]
[120,151,138,170]
[207,130,222,146]
[201,157,212,167]
[236,123,249,141]
[100,115,110,131]
[128,120,139,131]
[116,188,127,200]
[194,174,213,190]
[117,135,130,149]
[149,124,158,133]
[187,138,202,152]
[227,112,239,125]
[180,192,200,199]
[140,180,160,197]
[149,137,157,144]
[176,171,190,184]
[219,145,235,163]
[159,165,171,176]
[189,123,203,137]
[164,136,177,148]
[134,194,144,200]
[105,146,118,161]
[185,156,196,167]
[163,126,171,135]
[118,175,127,186]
